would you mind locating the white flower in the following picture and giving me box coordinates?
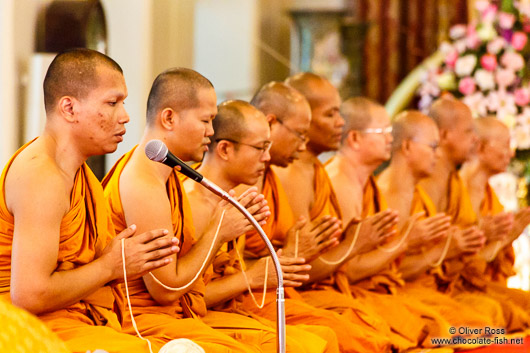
[455,55,477,76]
[463,92,488,117]
[454,39,468,53]
[449,25,467,40]
[489,90,517,117]
[439,41,455,54]
[475,0,490,12]
[419,95,434,113]
[474,69,495,90]
[477,24,497,41]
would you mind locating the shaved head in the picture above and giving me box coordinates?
[210,100,264,149]
[428,97,472,130]
[392,110,437,152]
[285,72,334,108]
[340,97,382,142]
[474,116,510,142]
[43,48,123,113]
[146,67,213,125]
[250,81,309,121]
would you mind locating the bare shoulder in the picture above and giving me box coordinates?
[5,147,69,217]
[119,158,172,230]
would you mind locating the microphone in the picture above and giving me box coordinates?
[144,139,286,353]
[145,139,203,182]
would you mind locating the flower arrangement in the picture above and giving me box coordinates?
[418,0,530,149]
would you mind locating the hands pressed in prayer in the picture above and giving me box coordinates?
[451,225,486,254]
[406,213,451,252]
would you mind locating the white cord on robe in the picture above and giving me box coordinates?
[120,210,226,353]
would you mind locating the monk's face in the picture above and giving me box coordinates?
[173,88,217,162]
[269,101,310,167]
[479,128,513,174]
[228,114,271,186]
[306,83,344,153]
[408,122,440,179]
[359,106,393,164]
[442,108,477,165]
[75,65,129,156]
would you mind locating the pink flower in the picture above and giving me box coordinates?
[458,77,477,95]
[482,4,498,24]
[480,54,498,71]
[463,92,488,117]
[487,37,506,54]
[499,12,516,29]
[501,51,525,71]
[511,32,528,50]
[514,88,530,106]
[495,68,516,87]
[445,50,459,67]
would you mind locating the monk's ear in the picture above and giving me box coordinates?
[347,130,361,150]
[401,139,412,155]
[216,140,231,161]
[439,128,449,142]
[266,113,277,125]
[160,108,177,130]
[57,96,77,123]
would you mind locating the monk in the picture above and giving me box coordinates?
[184,99,340,353]
[103,68,276,352]
[245,81,394,352]
[420,98,518,330]
[316,95,457,350]
[378,110,497,329]
[0,49,179,353]
[460,117,530,328]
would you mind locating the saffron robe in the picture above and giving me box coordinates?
[478,184,530,331]
[0,140,153,353]
[244,166,392,353]
[0,298,70,352]
[103,148,263,353]
[399,186,499,329]
[336,176,455,351]
[432,172,515,330]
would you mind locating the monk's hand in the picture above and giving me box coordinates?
[236,186,270,226]
[282,216,341,262]
[452,226,485,254]
[512,207,530,239]
[248,249,311,288]
[349,210,399,253]
[103,225,180,280]
[406,213,451,252]
[480,212,513,243]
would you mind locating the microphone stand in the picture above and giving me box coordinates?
[198,177,286,353]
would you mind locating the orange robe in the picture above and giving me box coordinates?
[335,176,457,351]
[0,141,153,353]
[244,166,392,353]
[478,184,530,331]
[0,298,70,352]
[435,172,514,330]
[103,148,262,353]
[399,186,499,329]
[203,240,340,353]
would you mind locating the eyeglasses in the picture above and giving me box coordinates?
[277,119,309,144]
[215,138,273,155]
[361,126,393,135]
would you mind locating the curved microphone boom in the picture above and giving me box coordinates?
[145,139,286,353]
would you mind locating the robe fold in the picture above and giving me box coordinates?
[0,140,153,353]
[103,148,263,353]
[399,186,499,329]
[444,172,527,332]
[478,184,530,331]
[203,241,339,353]
[336,176,456,351]
[243,166,392,353]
